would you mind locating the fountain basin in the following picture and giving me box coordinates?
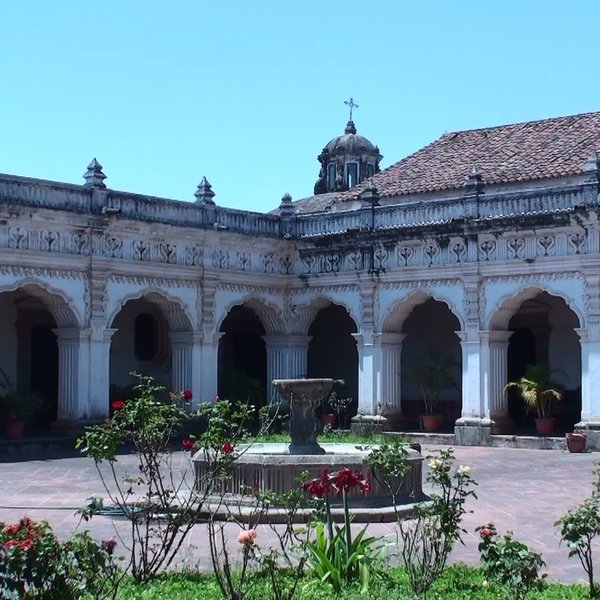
[193,442,424,508]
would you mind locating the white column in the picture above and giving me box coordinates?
[380,333,405,412]
[170,331,194,394]
[456,325,484,421]
[577,325,600,422]
[488,331,512,424]
[352,332,382,415]
[263,335,311,403]
[198,332,222,404]
[88,327,116,419]
[53,328,83,420]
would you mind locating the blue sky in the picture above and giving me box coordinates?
[1,1,598,213]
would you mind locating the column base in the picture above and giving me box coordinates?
[454,417,493,446]
[575,421,600,450]
[51,418,103,437]
[490,415,514,435]
[350,415,389,436]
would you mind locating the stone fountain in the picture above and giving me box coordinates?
[193,378,424,514]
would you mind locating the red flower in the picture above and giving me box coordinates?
[221,442,234,454]
[182,438,195,451]
[101,538,117,555]
[302,468,333,498]
[181,389,193,402]
[111,399,125,411]
[331,468,371,496]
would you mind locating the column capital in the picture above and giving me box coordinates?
[52,327,88,342]
[479,330,513,344]
[262,334,312,347]
[170,330,203,344]
[380,332,406,345]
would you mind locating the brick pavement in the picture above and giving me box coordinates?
[0,444,597,584]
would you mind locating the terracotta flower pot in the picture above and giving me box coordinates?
[4,419,26,439]
[566,432,587,453]
[534,417,556,437]
[421,414,443,432]
[321,413,337,428]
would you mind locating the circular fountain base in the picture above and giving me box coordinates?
[193,442,424,512]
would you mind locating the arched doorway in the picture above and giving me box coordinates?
[109,297,177,404]
[502,291,581,434]
[307,303,358,421]
[399,298,462,431]
[218,305,267,408]
[0,289,67,430]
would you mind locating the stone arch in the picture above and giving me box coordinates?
[487,285,581,434]
[0,280,80,428]
[488,285,582,330]
[108,288,193,331]
[381,289,464,332]
[382,290,462,430]
[292,296,359,335]
[217,295,285,335]
[0,279,80,328]
[306,299,359,420]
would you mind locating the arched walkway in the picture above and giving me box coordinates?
[307,303,358,422]
[109,292,194,409]
[0,284,79,429]
[218,305,267,408]
[382,294,462,431]
[490,289,581,434]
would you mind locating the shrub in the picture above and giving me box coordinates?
[477,522,546,600]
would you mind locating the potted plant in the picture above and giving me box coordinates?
[322,390,353,429]
[0,390,46,439]
[407,349,457,432]
[504,364,563,436]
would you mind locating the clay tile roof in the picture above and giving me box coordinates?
[338,110,600,202]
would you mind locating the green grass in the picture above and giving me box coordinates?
[253,430,403,445]
[114,565,590,600]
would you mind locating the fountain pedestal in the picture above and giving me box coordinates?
[273,378,334,455]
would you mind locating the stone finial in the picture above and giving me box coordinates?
[464,166,484,195]
[194,176,216,205]
[83,158,106,188]
[360,182,380,208]
[279,192,294,218]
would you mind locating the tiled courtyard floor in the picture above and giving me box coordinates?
[0,444,597,584]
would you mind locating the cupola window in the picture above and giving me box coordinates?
[347,163,358,188]
[327,164,337,190]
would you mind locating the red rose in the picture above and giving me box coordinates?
[221,442,234,454]
[182,438,195,451]
[181,389,193,402]
[101,538,117,555]
[111,399,125,411]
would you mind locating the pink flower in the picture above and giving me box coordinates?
[181,389,193,402]
[237,529,257,546]
[111,399,125,411]
[213,395,220,403]
[221,442,234,454]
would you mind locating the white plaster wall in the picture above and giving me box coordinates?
[215,289,284,333]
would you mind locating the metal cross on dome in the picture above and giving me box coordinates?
[344,97,359,121]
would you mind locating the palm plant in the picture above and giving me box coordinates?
[407,349,457,416]
[504,364,563,419]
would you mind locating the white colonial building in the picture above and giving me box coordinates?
[2,111,600,445]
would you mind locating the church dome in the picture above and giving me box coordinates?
[314,119,382,195]
[324,121,379,156]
